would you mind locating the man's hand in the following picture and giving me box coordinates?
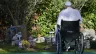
[80,24,84,32]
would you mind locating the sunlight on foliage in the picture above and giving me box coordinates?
[0,48,8,52]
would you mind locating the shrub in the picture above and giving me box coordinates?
[21,40,30,49]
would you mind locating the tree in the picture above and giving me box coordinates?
[0,0,43,39]
[1,0,96,38]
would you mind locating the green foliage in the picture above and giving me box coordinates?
[30,0,96,36]
[82,0,96,29]
[32,0,65,36]
[21,40,30,48]
[70,0,88,10]
[36,12,55,36]
[83,13,96,29]
[82,0,96,13]
[1,0,96,37]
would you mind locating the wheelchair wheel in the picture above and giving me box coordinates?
[56,31,62,54]
[75,33,84,54]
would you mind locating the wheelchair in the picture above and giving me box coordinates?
[56,20,84,54]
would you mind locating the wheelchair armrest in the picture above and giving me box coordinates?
[57,25,61,31]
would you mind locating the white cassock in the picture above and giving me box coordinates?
[57,7,82,26]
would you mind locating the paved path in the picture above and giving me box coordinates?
[1,52,96,54]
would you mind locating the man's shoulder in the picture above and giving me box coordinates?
[73,9,80,12]
[60,8,75,12]
[60,9,65,12]
[59,9,66,14]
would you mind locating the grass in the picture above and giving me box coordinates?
[33,43,56,52]
[0,43,35,53]
[84,49,96,52]
[0,42,55,53]
[0,42,96,53]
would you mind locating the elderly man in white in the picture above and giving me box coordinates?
[57,1,82,27]
[57,1,83,51]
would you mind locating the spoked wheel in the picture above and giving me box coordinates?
[75,33,84,54]
[56,30,62,54]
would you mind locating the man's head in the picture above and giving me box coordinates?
[65,1,72,7]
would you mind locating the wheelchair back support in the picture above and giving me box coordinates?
[60,20,80,42]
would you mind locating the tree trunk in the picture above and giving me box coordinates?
[7,5,27,39]
[7,6,18,26]
[21,24,27,40]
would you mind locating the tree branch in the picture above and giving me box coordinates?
[79,0,88,11]
[7,5,16,25]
